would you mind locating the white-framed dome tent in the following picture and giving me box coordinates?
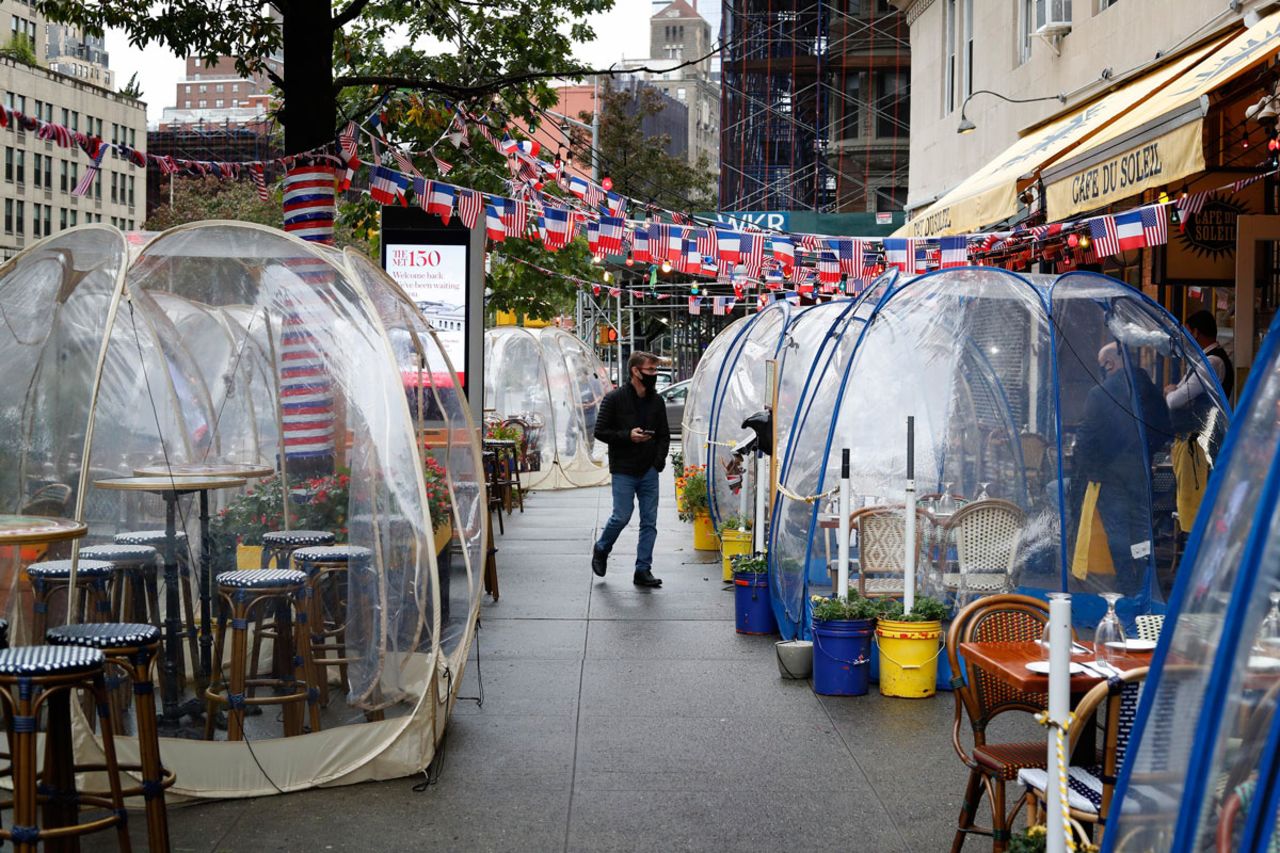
[482,325,612,490]
[768,267,1230,639]
[679,313,752,474]
[1104,311,1280,853]
[0,222,486,798]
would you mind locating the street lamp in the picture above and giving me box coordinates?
[957,89,1068,134]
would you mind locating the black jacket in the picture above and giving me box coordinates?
[594,383,670,475]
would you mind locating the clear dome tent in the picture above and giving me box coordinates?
[681,314,752,473]
[769,267,1229,639]
[1105,312,1280,853]
[483,325,612,490]
[0,222,485,798]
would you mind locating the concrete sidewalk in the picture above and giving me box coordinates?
[97,468,996,852]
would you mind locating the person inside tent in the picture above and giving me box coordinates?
[1071,342,1173,596]
[1164,309,1233,537]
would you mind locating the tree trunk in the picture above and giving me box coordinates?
[281,0,336,156]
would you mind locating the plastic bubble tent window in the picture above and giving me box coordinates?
[0,223,485,797]
[483,325,612,490]
[764,268,1229,638]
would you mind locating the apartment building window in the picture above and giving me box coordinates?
[69,111,78,131]
[216,83,224,92]
[128,129,135,147]
[95,118,102,137]
[93,171,101,199]
[14,200,22,235]
[13,149,23,184]
[59,159,67,192]
[43,205,51,237]
[33,99,42,120]
[31,204,41,237]
[962,0,974,101]
[5,147,12,183]
[232,83,239,93]
[110,172,117,203]
[127,175,134,207]
[59,208,66,230]
[4,199,11,234]
[875,186,908,213]
[1019,0,1034,64]
[184,85,191,94]
[32,154,41,188]
[198,84,207,93]
[841,72,863,137]
[68,209,76,226]
[875,70,909,138]
[1035,0,1072,29]
[215,99,224,108]
[68,162,77,190]
[943,0,956,114]
[198,100,207,108]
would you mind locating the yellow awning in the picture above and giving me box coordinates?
[896,43,1219,238]
[1043,10,1280,221]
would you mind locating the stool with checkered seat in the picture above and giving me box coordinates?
[290,545,372,707]
[260,530,335,569]
[78,543,162,627]
[205,569,321,740]
[0,618,9,650]
[114,530,199,677]
[45,623,173,853]
[0,645,131,853]
[25,560,115,641]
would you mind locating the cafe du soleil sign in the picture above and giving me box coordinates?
[1045,121,1204,220]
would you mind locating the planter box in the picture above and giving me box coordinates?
[692,513,717,551]
[719,528,753,582]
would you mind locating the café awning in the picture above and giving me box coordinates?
[1042,10,1280,221]
[896,41,1222,238]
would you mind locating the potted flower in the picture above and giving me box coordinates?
[674,461,701,515]
[718,513,754,582]
[422,455,455,549]
[874,596,950,699]
[676,466,716,551]
[209,476,286,569]
[730,553,775,635]
[1009,826,1047,853]
[810,592,880,696]
[671,450,684,479]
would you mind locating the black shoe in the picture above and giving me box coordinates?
[592,547,608,577]
[633,570,662,588]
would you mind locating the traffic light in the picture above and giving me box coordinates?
[598,325,618,345]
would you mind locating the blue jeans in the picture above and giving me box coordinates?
[595,468,659,574]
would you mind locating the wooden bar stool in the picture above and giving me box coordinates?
[291,545,372,707]
[45,623,173,853]
[260,530,336,569]
[78,543,162,627]
[115,530,199,678]
[26,559,115,641]
[0,646,132,853]
[205,569,321,741]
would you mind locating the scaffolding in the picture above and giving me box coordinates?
[719,0,910,214]
[145,120,281,217]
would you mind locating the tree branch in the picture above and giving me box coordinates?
[332,0,374,29]
[264,65,286,89]
[332,46,722,97]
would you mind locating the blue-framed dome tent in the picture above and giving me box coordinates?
[767,267,1229,640]
[680,313,753,474]
[482,325,613,490]
[1105,311,1280,853]
[700,300,796,531]
[0,222,486,798]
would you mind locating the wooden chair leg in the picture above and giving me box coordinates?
[951,767,983,853]
[992,776,1009,853]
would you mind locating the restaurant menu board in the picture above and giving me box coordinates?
[384,243,468,384]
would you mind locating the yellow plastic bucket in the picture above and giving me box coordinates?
[693,513,718,551]
[719,528,753,581]
[875,618,943,699]
[674,482,686,514]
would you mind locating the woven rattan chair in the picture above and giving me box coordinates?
[850,505,931,599]
[943,500,1026,601]
[1019,667,1150,843]
[947,594,1060,853]
[1134,614,1164,644]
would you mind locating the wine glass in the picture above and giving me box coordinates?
[977,482,992,501]
[1257,591,1280,653]
[1095,592,1127,666]
[938,482,956,517]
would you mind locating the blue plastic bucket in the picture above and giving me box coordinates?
[812,618,874,696]
[734,572,777,635]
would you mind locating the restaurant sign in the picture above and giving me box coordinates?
[1179,196,1246,259]
[1044,120,1205,221]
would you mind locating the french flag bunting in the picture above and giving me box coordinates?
[939,236,968,268]
[666,227,686,264]
[567,175,589,199]
[682,237,702,274]
[598,216,625,253]
[817,252,840,285]
[688,296,702,315]
[608,287,622,298]
[457,188,483,229]
[772,235,795,275]
[1113,210,1147,251]
[428,180,456,223]
[1088,216,1121,258]
[632,225,650,263]
[370,165,411,206]
[587,221,601,255]
[503,198,528,237]
[835,239,862,275]
[499,133,518,156]
[517,139,540,159]
[606,191,626,215]
[764,264,784,289]
[1140,205,1168,246]
[540,206,571,251]
[715,229,742,264]
[481,199,501,239]
[883,238,917,273]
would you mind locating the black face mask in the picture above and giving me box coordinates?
[639,372,658,391]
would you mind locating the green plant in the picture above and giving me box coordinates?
[730,553,768,574]
[1008,826,1047,853]
[671,450,684,478]
[876,596,951,623]
[677,466,709,521]
[720,513,753,531]
[810,592,881,622]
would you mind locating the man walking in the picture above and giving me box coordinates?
[592,351,670,588]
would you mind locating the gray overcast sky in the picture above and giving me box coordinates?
[105,0,719,123]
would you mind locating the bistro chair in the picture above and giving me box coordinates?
[944,500,1026,603]
[291,545,373,707]
[78,543,162,628]
[946,594,1058,853]
[25,559,116,642]
[1134,614,1164,644]
[850,505,930,599]
[1019,667,1151,844]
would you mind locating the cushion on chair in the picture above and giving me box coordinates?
[0,644,104,675]
[78,544,158,564]
[216,569,307,589]
[943,572,1010,592]
[47,622,161,649]
[1018,766,1179,816]
[115,530,186,546]
[973,741,1047,780]
[291,545,374,564]
[27,559,116,579]
[261,530,335,548]
[862,578,905,596]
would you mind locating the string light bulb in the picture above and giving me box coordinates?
[603,270,613,283]
[592,254,604,264]
[660,259,672,274]
[1079,234,1091,249]
[1157,191,1170,204]
[690,283,699,295]
[624,252,635,267]
[1067,234,1078,248]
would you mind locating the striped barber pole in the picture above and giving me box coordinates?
[282,166,336,244]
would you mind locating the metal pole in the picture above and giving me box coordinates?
[591,76,601,183]
[753,449,767,553]
[616,291,623,375]
[904,416,917,614]
[1046,593,1072,853]
[838,448,850,599]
